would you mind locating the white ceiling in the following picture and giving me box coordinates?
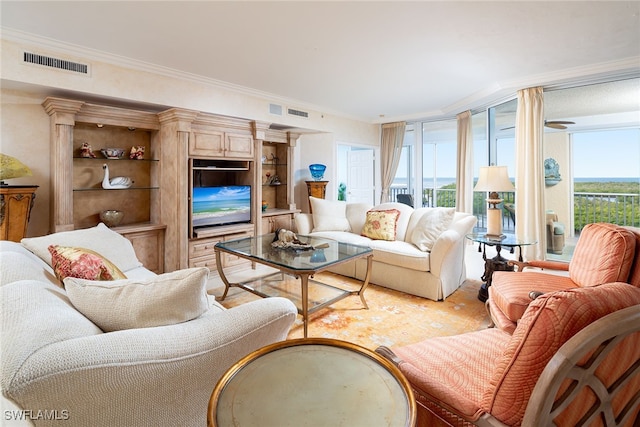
[1,1,640,123]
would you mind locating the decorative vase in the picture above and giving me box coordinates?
[262,201,268,212]
[309,164,326,181]
[100,210,124,227]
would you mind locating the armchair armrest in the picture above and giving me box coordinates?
[509,259,569,272]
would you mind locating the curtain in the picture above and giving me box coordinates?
[455,110,473,213]
[380,121,406,203]
[515,87,546,260]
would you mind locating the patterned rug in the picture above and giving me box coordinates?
[216,271,491,351]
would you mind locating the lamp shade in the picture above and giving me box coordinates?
[0,153,32,182]
[474,166,515,192]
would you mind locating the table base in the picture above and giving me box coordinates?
[216,253,373,337]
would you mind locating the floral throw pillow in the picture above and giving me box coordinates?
[361,209,401,241]
[48,245,126,284]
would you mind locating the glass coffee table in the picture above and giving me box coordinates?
[215,234,373,337]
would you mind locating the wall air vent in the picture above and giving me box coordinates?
[269,103,283,116]
[287,108,309,119]
[23,52,89,74]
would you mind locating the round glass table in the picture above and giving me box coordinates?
[208,338,416,427]
[466,233,537,302]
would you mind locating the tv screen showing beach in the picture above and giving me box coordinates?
[192,185,251,227]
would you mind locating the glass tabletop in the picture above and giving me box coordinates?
[215,234,372,271]
[466,233,537,247]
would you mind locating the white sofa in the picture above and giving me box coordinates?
[295,198,477,301]
[0,224,297,427]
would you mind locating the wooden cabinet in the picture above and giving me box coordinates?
[262,210,298,233]
[43,97,165,273]
[188,225,254,277]
[115,223,166,273]
[190,130,254,159]
[0,186,38,242]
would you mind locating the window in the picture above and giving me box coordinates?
[423,120,457,207]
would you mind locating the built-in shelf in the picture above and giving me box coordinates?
[74,187,160,192]
[192,159,250,170]
[73,157,159,162]
[192,166,248,171]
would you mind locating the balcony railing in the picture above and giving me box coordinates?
[574,192,639,231]
[390,186,639,232]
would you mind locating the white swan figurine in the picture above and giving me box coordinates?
[102,164,133,189]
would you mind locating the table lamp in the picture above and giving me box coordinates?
[474,166,515,237]
[0,153,32,185]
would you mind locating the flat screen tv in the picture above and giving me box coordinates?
[192,185,251,228]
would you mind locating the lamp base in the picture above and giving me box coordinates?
[486,208,503,237]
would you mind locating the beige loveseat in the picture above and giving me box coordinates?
[295,198,477,301]
[0,224,297,426]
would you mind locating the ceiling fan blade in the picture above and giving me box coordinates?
[546,120,575,125]
[545,123,568,129]
[544,120,575,129]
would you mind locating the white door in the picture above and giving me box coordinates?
[347,149,375,205]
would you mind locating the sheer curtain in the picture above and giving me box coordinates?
[515,87,546,260]
[380,121,406,203]
[456,110,473,213]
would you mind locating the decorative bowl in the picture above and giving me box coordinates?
[99,210,124,227]
[309,164,326,181]
[101,148,125,159]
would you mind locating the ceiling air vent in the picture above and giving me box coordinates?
[287,108,309,119]
[23,52,89,74]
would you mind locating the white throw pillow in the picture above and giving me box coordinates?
[21,223,142,272]
[410,208,456,252]
[64,267,210,332]
[310,197,351,232]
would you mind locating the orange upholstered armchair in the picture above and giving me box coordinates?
[487,222,638,333]
[376,283,640,427]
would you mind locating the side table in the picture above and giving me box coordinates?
[466,233,537,302]
[0,185,38,242]
[208,338,416,427]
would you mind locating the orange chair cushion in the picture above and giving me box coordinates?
[568,223,636,286]
[393,328,510,421]
[623,226,640,287]
[482,282,640,426]
[489,271,575,323]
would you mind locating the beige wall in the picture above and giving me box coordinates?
[0,90,52,237]
[543,132,571,233]
[1,37,380,236]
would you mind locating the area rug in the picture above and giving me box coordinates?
[216,272,491,351]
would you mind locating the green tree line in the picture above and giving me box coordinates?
[426,181,639,230]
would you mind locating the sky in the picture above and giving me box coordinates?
[398,127,640,181]
[572,129,639,178]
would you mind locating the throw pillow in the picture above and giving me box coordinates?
[410,208,455,252]
[21,223,143,273]
[49,245,127,283]
[63,267,210,332]
[310,196,351,232]
[361,209,401,241]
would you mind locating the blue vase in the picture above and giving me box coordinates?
[309,164,326,181]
